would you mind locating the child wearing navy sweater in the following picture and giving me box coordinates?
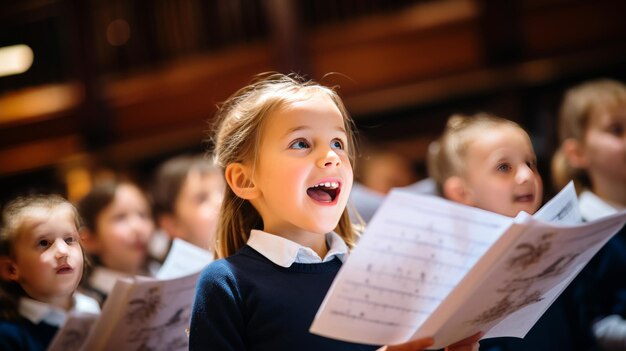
[189,73,480,351]
[552,78,626,350]
[428,113,579,351]
[0,194,100,351]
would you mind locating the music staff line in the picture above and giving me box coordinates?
[344,280,444,302]
[329,310,418,329]
[392,200,505,229]
[361,267,455,289]
[363,246,472,272]
[383,219,493,248]
[374,232,486,259]
[336,295,431,316]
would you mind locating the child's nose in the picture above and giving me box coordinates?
[130,214,153,239]
[53,239,69,258]
[516,164,534,183]
[317,149,341,168]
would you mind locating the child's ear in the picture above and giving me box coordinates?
[443,176,473,206]
[562,138,589,169]
[224,162,260,200]
[0,257,19,282]
[79,227,101,254]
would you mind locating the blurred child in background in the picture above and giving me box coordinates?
[0,195,100,351]
[77,179,155,305]
[552,78,626,351]
[151,154,224,255]
[350,144,417,222]
[428,113,579,350]
[428,113,542,218]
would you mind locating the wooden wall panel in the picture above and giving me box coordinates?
[2,0,626,181]
[522,0,626,57]
[311,23,484,94]
[105,45,276,140]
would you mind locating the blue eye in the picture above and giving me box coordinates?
[289,139,309,150]
[497,163,511,172]
[331,139,344,150]
[65,236,76,245]
[37,239,50,248]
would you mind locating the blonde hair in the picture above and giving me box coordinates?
[428,113,526,193]
[1,194,83,257]
[0,194,85,320]
[551,79,626,191]
[211,73,359,258]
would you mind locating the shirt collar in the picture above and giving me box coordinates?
[88,266,133,295]
[18,292,100,327]
[579,190,624,221]
[247,229,348,268]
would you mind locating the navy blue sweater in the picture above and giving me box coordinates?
[189,245,379,351]
[0,318,58,351]
[566,225,626,351]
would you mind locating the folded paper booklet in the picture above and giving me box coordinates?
[47,311,98,351]
[310,182,626,349]
[80,271,200,351]
[48,240,210,351]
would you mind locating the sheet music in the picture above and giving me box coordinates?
[310,191,513,345]
[311,183,626,348]
[486,180,586,338]
[421,214,625,346]
[156,238,214,279]
[482,181,583,338]
[47,312,98,351]
[533,181,581,224]
[483,274,572,338]
[81,272,200,351]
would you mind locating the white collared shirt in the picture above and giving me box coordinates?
[18,292,100,327]
[247,229,348,268]
[88,266,134,295]
[579,190,625,221]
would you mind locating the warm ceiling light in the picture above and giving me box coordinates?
[0,44,34,77]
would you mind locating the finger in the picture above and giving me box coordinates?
[448,332,483,346]
[384,337,435,351]
[444,332,483,351]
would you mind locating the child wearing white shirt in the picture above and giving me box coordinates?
[0,194,99,351]
[552,78,626,350]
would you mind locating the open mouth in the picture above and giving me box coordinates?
[514,194,534,203]
[133,242,147,251]
[56,265,73,274]
[307,181,340,203]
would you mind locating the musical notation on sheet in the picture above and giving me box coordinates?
[311,182,626,348]
[312,192,513,344]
